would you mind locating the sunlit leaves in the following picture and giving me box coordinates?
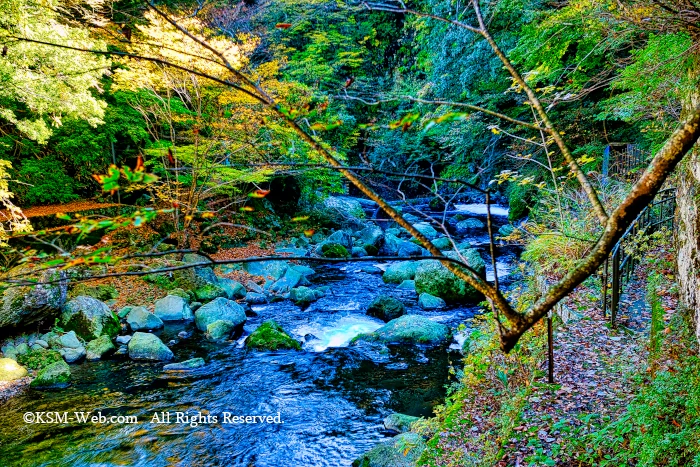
[92,162,159,194]
[389,112,420,131]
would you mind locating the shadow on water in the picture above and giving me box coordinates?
[0,205,517,467]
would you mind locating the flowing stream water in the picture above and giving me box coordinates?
[0,204,518,467]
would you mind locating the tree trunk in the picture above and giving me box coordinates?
[676,52,700,344]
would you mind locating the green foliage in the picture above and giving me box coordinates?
[321,242,349,258]
[17,349,62,371]
[14,157,79,205]
[246,320,301,351]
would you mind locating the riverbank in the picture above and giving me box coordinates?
[418,241,693,466]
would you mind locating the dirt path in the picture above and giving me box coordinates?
[18,200,119,219]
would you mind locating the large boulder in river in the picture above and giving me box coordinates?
[356,225,384,255]
[30,360,71,389]
[359,315,451,347]
[418,293,446,310]
[397,240,424,257]
[246,320,301,350]
[367,296,405,322]
[154,295,193,322]
[0,268,67,333]
[455,218,485,234]
[127,332,173,361]
[194,297,247,332]
[414,249,486,303]
[412,222,439,240]
[61,296,119,341]
[126,306,164,332]
[289,286,324,306]
[352,432,426,467]
[326,230,353,250]
[317,196,365,229]
[219,279,247,299]
[382,262,419,284]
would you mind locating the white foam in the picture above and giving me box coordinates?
[296,315,383,352]
[454,204,509,217]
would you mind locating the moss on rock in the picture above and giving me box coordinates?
[246,320,301,351]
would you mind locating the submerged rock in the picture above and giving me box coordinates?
[366,296,406,322]
[61,296,119,341]
[384,413,421,434]
[352,432,426,467]
[163,358,205,371]
[194,297,247,332]
[418,293,446,310]
[0,358,27,381]
[154,295,194,322]
[246,320,301,351]
[414,249,486,303]
[126,306,164,332]
[30,360,71,389]
[127,332,173,361]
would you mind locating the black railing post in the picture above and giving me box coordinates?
[547,312,554,384]
[611,247,620,328]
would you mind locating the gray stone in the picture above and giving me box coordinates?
[127,332,173,361]
[34,339,49,349]
[242,261,288,280]
[289,286,324,305]
[397,241,423,257]
[418,293,446,310]
[117,306,133,319]
[356,225,384,254]
[326,230,353,250]
[351,246,368,257]
[219,279,247,299]
[382,262,419,284]
[379,233,401,256]
[61,346,86,363]
[163,358,205,371]
[431,236,453,250]
[397,280,416,291]
[0,268,67,333]
[86,335,115,360]
[269,267,304,295]
[115,335,132,345]
[194,297,247,332]
[206,320,236,340]
[15,342,29,355]
[412,222,439,240]
[58,331,82,349]
[126,306,164,332]
[319,196,365,229]
[154,295,194,322]
[455,218,485,234]
[246,281,264,294]
[61,296,119,340]
[245,293,268,305]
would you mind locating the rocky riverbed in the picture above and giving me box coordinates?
[0,200,520,467]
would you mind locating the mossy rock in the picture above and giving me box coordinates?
[169,288,193,303]
[0,358,27,381]
[30,360,71,389]
[246,320,301,351]
[366,296,406,322]
[194,283,227,302]
[17,349,62,370]
[68,284,118,301]
[352,432,426,467]
[61,296,120,341]
[414,249,486,303]
[86,335,116,360]
[321,242,349,258]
